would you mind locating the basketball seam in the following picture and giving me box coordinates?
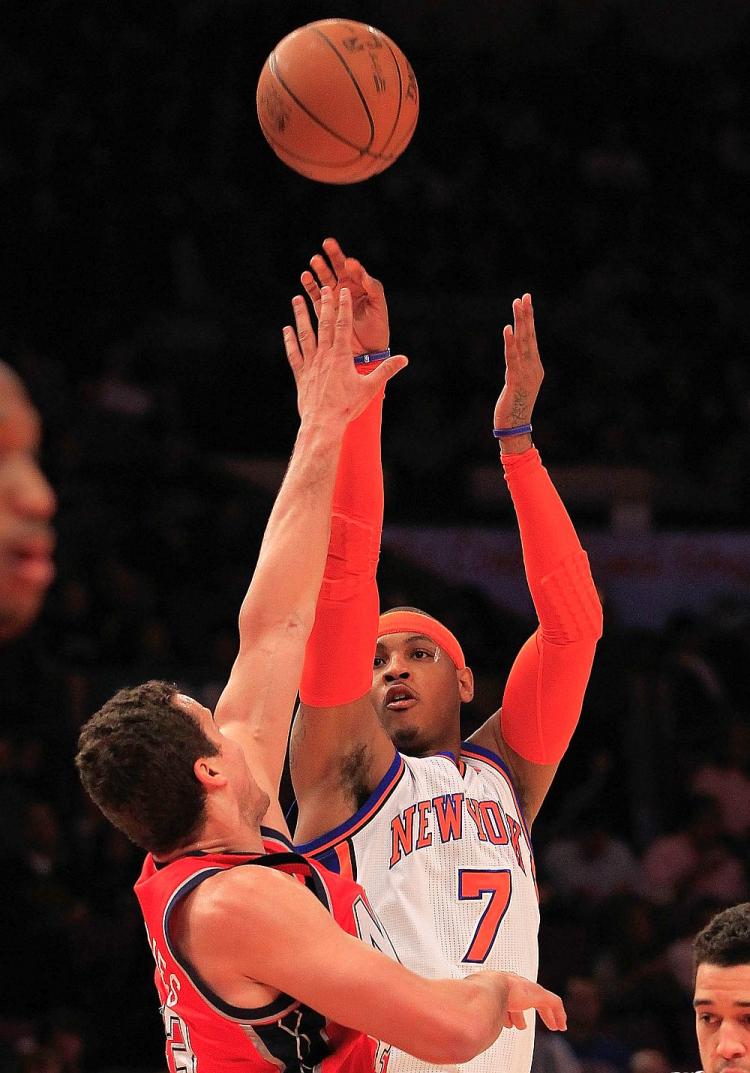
[376,37,404,156]
[268,48,371,157]
[313,27,376,150]
[260,105,418,172]
[259,123,368,169]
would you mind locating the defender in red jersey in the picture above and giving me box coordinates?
[76,290,566,1073]
[135,832,394,1072]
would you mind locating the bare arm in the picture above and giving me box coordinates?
[289,240,398,839]
[291,697,396,839]
[469,295,602,826]
[214,288,406,833]
[183,866,566,1065]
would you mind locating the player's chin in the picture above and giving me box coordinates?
[389,725,431,757]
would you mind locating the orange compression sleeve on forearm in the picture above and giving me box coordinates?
[499,448,603,764]
[299,389,384,708]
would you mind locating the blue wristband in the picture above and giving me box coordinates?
[354,348,390,366]
[493,423,532,438]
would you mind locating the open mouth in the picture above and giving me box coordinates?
[385,685,418,711]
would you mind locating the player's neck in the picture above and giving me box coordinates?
[166,818,266,861]
[423,734,463,763]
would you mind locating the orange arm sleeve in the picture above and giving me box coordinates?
[499,448,603,764]
[299,388,383,708]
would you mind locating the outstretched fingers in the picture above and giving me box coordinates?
[300,270,322,313]
[327,284,348,354]
[282,324,303,383]
[291,294,317,362]
[536,998,567,1033]
[503,322,517,369]
[366,353,408,392]
[504,1010,528,1030]
[348,255,383,299]
[504,977,566,1033]
[316,285,337,352]
[512,293,536,355]
[322,237,347,280]
[310,250,337,291]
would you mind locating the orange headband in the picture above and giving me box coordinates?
[377,611,466,671]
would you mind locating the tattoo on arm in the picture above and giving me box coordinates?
[512,390,529,424]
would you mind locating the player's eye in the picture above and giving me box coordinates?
[412,649,431,660]
[697,1014,717,1025]
[373,655,385,668]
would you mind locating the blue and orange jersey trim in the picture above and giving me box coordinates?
[436,750,468,777]
[294,751,405,862]
[260,825,294,853]
[320,839,357,880]
[460,741,536,879]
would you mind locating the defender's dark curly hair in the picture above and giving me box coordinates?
[75,679,220,857]
[693,902,750,971]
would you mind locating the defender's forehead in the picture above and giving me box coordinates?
[694,962,750,1007]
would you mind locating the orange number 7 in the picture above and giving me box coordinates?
[458,869,512,964]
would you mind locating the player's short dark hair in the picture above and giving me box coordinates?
[75,679,220,857]
[693,902,750,972]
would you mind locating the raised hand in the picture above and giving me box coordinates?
[301,237,389,356]
[283,286,406,427]
[494,293,544,453]
[500,972,567,1033]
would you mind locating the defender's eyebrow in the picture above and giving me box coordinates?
[693,998,750,1008]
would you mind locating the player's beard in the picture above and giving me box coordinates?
[389,723,432,757]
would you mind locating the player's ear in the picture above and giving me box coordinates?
[194,756,228,790]
[458,666,474,704]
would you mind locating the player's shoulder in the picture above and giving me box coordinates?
[460,739,515,780]
[186,858,289,924]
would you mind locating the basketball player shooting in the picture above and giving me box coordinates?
[75,290,565,1073]
[288,239,604,1073]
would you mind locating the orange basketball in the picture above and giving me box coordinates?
[256,19,419,184]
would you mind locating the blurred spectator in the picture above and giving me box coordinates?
[628,1050,671,1073]
[591,897,687,1055]
[691,720,750,838]
[564,976,632,1073]
[641,795,747,907]
[542,811,644,905]
[532,1025,583,1073]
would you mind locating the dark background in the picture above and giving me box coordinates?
[1,2,749,1072]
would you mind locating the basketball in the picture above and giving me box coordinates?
[256,19,419,184]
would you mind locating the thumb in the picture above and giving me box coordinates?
[367,354,408,393]
[351,259,384,298]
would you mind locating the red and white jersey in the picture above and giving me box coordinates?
[296,743,540,1073]
[134,828,392,1073]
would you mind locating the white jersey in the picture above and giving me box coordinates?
[295,741,540,1073]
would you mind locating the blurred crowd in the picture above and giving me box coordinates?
[2,1,750,1071]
